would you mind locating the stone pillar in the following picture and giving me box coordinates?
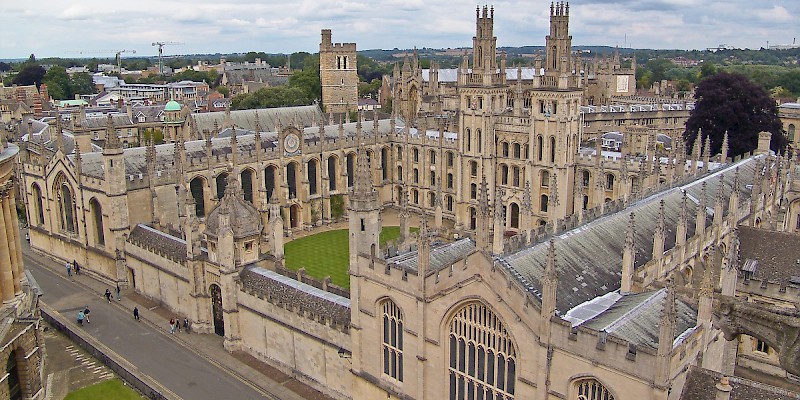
[0,188,14,302]
[2,186,21,294]
[9,188,23,282]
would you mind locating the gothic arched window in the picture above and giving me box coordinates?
[575,378,615,400]
[54,174,77,234]
[31,183,44,225]
[382,299,404,382]
[90,198,104,246]
[448,302,516,400]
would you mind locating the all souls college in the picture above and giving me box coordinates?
[14,2,800,399]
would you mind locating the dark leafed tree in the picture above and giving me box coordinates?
[684,72,786,157]
[12,64,46,87]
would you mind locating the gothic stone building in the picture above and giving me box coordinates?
[18,3,798,400]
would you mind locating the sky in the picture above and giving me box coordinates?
[1,0,798,60]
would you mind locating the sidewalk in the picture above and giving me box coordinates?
[25,245,334,400]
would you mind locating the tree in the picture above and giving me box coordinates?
[684,72,786,158]
[43,66,72,99]
[216,86,230,98]
[12,64,46,87]
[70,72,96,96]
[0,62,10,72]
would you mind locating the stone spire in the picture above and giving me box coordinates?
[696,182,707,236]
[728,168,740,223]
[691,132,702,172]
[350,143,378,208]
[493,187,505,255]
[653,200,666,261]
[697,259,714,325]
[417,214,431,288]
[713,174,725,227]
[676,191,688,247]
[269,195,285,260]
[656,280,677,386]
[720,131,729,163]
[676,140,686,177]
[476,176,492,252]
[54,113,65,153]
[73,140,82,183]
[541,239,559,320]
[621,212,635,293]
[702,134,711,173]
[103,114,122,152]
[721,229,739,296]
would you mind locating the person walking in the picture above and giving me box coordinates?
[66,262,71,277]
[115,284,121,301]
[183,318,189,334]
[175,316,181,333]
[83,306,91,323]
[169,318,176,334]
[104,289,112,303]
[73,260,80,275]
[77,310,85,326]
[133,307,140,321]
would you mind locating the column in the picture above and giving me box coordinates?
[2,185,21,293]
[0,187,14,302]
[9,187,24,290]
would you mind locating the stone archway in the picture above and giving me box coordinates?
[210,284,224,336]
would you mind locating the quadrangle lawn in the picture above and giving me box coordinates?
[64,379,142,400]
[284,226,415,289]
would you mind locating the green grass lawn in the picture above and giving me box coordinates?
[64,379,142,400]
[284,226,415,289]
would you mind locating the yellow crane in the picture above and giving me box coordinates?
[151,42,184,75]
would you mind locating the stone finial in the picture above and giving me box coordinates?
[702,134,711,172]
[625,212,635,248]
[542,239,559,318]
[477,176,490,217]
[104,114,121,150]
[721,131,729,163]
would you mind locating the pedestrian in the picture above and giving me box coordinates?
[66,262,71,277]
[183,318,189,333]
[105,289,112,303]
[169,318,176,334]
[133,307,140,321]
[83,306,91,323]
[116,284,121,301]
[175,316,181,333]
[77,310,85,326]
[25,232,29,243]
[73,260,80,275]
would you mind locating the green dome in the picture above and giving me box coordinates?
[164,100,181,111]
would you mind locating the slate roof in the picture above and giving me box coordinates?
[240,266,350,327]
[127,224,188,263]
[738,226,800,287]
[223,69,289,86]
[579,289,697,350]
[190,105,322,133]
[79,113,134,129]
[74,118,400,179]
[499,156,760,315]
[388,238,476,273]
[679,365,800,400]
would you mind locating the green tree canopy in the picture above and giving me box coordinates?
[70,72,96,96]
[12,64,46,87]
[684,72,786,157]
[43,66,72,99]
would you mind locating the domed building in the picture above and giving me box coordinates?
[162,99,185,142]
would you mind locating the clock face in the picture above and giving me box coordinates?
[284,133,300,153]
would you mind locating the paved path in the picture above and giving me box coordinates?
[24,244,327,400]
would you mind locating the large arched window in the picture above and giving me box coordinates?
[575,378,615,400]
[605,173,615,191]
[346,153,355,187]
[286,162,298,199]
[550,136,556,163]
[241,169,254,203]
[448,302,516,400]
[31,184,44,225]
[789,124,796,142]
[327,156,338,191]
[509,203,520,229]
[90,198,104,245]
[55,174,77,234]
[265,165,277,202]
[215,172,228,199]
[541,195,549,213]
[190,177,206,217]
[307,160,318,196]
[382,147,390,181]
[382,300,404,382]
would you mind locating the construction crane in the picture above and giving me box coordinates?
[151,42,185,75]
[66,49,137,74]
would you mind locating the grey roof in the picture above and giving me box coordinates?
[389,238,476,273]
[422,68,544,83]
[74,118,399,179]
[738,226,800,287]
[80,113,134,129]
[580,289,697,350]
[223,69,289,86]
[127,224,188,263]
[240,266,350,327]
[190,105,323,134]
[679,365,800,400]
[499,156,760,314]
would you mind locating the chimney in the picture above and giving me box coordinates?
[715,375,732,400]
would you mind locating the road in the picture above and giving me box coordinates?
[24,251,271,400]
